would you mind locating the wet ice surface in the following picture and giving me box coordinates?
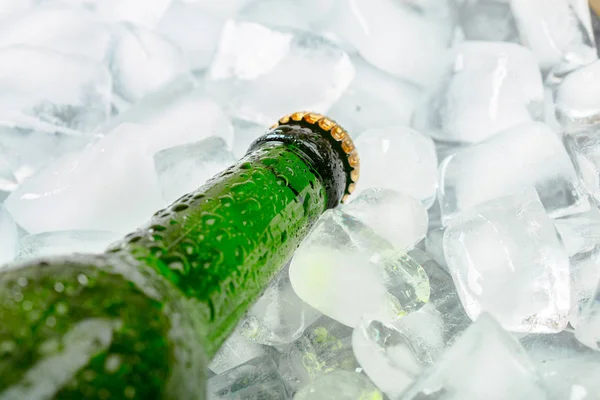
[1,0,600,398]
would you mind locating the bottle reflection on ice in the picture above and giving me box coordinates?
[0,112,359,400]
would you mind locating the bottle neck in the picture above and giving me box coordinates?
[107,137,331,357]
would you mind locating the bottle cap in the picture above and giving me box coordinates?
[271,112,359,203]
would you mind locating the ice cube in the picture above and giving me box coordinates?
[237,0,313,32]
[554,207,600,257]
[0,45,111,133]
[555,60,600,132]
[327,54,422,137]
[341,188,428,250]
[0,5,111,62]
[231,119,265,159]
[458,0,520,42]
[207,356,289,399]
[575,276,600,350]
[322,0,454,87]
[401,313,548,400]
[208,330,268,375]
[182,0,253,19]
[156,1,225,71]
[293,371,381,400]
[16,230,120,260]
[239,264,322,346]
[277,316,358,393]
[522,331,600,399]
[100,78,234,153]
[0,0,33,21]
[443,188,571,332]
[81,0,173,28]
[510,0,597,71]
[415,41,544,143]
[563,129,600,207]
[0,204,18,266]
[289,209,430,327]
[439,122,588,224]
[353,127,438,208]
[154,136,235,204]
[206,20,355,125]
[425,227,447,268]
[107,23,192,103]
[4,124,165,234]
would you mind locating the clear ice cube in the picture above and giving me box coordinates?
[443,188,571,333]
[322,0,454,87]
[154,136,235,204]
[208,331,268,375]
[439,121,588,224]
[556,60,600,133]
[0,204,18,266]
[293,371,381,400]
[239,263,321,346]
[401,313,549,400]
[277,316,358,393]
[16,230,120,260]
[4,124,165,234]
[510,0,597,72]
[415,41,544,143]
[327,54,422,136]
[522,331,600,399]
[354,127,438,208]
[207,356,289,399]
[206,20,355,125]
[289,209,430,327]
[0,45,112,133]
[108,23,192,103]
[341,188,428,251]
[0,5,111,62]
[100,78,234,153]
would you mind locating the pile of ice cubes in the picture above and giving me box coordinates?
[1,0,600,398]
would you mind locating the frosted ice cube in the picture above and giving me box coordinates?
[239,264,321,346]
[0,204,18,266]
[575,277,600,350]
[156,1,224,71]
[207,356,289,399]
[209,331,268,375]
[206,20,355,125]
[555,60,600,132]
[439,122,588,224]
[108,24,192,103]
[0,45,111,133]
[0,0,33,21]
[415,41,544,143]
[154,136,235,204]
[341,188,428,250]
[521,331,600,399]
[290,210,430,327]
[322,0,454,87]
[510,0,597,71]
[101,78,234,153]
[459,0,519,42]
[79,0,172,28]
[17,230,120,260]
[4,124,165,234]
[182,0,253,18]
[237,0,313,32]
[401,313,548,400]
[554,208,600,257]
[327,54,422,137]
[0,5,111,62]
[231,119,265,159]
[443,188,571,332]
[354,127,438,208]
[293,371,381,400]
[277,316,358,393]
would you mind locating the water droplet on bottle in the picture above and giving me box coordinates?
[54,282,65,293]
[105,354,122,373]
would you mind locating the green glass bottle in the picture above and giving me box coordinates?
[0,112,359,400]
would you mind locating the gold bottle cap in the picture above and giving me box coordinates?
[271,112,359,203]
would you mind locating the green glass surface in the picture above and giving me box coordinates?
[0,140,328,399]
